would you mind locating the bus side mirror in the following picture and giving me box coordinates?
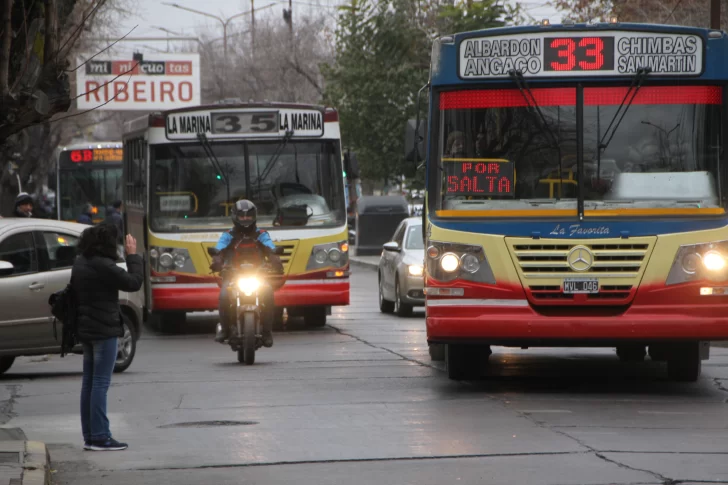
[404,119,425,163]
[344,151,360,179]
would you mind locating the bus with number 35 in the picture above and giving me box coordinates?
[407,21,728,382]
[123,101,352,332]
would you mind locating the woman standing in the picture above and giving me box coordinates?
[72,224,143,451]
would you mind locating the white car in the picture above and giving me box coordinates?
[0,219,143,375]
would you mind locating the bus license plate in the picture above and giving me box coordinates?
[563,279,599,294]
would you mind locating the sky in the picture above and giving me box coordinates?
[111,0,562,55]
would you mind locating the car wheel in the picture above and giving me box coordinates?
[0,356,15,375]
[394,278,413,317]
[379,275,394,313]
[114,317,137,373]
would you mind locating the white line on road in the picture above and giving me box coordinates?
[518,409,573,413]
[637,411,702,415]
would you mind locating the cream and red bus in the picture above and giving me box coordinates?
[122,102,350,331]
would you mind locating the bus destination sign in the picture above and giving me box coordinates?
[459,31,703,79]
[444,159,515,197]
[66,148,123,163]
[165,108,325,140]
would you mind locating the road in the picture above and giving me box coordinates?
[2,266,728,484]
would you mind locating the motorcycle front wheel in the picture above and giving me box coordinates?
[242,311,256,365]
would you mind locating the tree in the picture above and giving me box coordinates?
[552,0,727,30]
[322,0,522,188]
[0,0,134,215]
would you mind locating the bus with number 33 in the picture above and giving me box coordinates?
[406,21,728,382]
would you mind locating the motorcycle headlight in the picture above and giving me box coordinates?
[237,277,260,296]
[426,241,495,284]
[667,241,728,285]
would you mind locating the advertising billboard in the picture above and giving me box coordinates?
[76,52,201,111]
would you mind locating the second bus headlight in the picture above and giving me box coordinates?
[440,253,460,272]
[703,250,726,271]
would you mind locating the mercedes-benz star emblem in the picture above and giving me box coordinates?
[567,246,594,272]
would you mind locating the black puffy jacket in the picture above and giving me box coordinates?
[71,254,144,341]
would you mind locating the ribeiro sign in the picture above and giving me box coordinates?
[76,53,201,110]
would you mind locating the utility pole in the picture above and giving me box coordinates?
[711,0,721,29]
[251,0,255,47]
[288,0,293,36]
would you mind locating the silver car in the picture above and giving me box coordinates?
[0,219,143,375]
[378,217,425,316]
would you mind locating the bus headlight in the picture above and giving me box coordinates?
[703,251,726,271]
[427,241,495,284]
[306,241,349,271]
[149,246,195,274]
[667,241,728,285]
[237,277,260,296]
[440,253,460,272]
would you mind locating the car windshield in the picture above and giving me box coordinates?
[405,224,423,249]
[151,140,346,232]
[58,166,122,221]
[437,85,723,213]
[438,87,578,212]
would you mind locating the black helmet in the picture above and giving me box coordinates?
[231,199,257,229]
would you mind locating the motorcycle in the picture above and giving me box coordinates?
[208,246,284,364]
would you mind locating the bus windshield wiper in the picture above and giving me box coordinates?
[260,129,294,182]
[197,133,231,205]
[596,67,651,180]
[509,69,563,199]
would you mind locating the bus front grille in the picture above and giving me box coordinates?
[275,241,298,275]
[511,242,651,277]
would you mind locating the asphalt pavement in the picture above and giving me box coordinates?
[2,267,728,484]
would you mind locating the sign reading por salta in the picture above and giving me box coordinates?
[75,53,201,111]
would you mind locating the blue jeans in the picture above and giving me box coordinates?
[81,338,118,442]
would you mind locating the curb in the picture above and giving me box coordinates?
[349,258,379,271]
[23,441,51,485]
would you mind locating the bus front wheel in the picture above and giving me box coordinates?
[304,307,327,327]
[446,344,490,381]
[667,343,702,382]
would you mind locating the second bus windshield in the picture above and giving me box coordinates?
[151,140,346,232]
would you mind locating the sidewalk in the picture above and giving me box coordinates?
[0,428,50,485]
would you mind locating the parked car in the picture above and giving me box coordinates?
[378,217,425,316]
[0,219,143,375]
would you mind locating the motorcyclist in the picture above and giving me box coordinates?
[13,193,33,217]
[210,200,283,347]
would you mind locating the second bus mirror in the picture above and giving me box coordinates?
[404,119,425,163]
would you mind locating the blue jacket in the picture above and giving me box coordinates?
[215,229,276,252]
[77,213,93,225]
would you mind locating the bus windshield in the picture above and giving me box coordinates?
[151,140,346,232]
[437,85,722,213]
[58,166,122,221]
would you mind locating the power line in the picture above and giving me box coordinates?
[663,0,685,23]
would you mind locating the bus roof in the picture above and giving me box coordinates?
[432,22,728,86]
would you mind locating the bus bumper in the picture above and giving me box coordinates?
[426,299,728,342]
[151,279,351,312]
[275,278,350,307]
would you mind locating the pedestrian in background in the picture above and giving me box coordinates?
[71,224,143,451]
[13,192,33,217]
[77,204,94,225]
[105,200,124,256]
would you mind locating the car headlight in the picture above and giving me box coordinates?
[149,246,195,274]
[306,241,349,270]
[667,241,728,285]
[426,241,495,284]
[440,253,460,272]
[408,264,424,276]
[237,277,260,296]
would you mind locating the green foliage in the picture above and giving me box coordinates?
[323,0,521,186]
